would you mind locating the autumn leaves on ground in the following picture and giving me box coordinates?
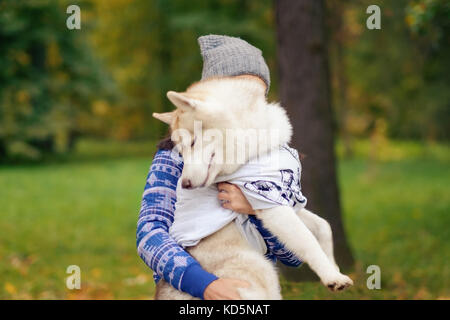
[0,139,448,300]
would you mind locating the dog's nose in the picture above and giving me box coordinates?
[182,179,192,189]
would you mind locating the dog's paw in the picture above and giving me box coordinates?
[321,272,353,292]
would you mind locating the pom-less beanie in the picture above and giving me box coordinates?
[198,35,270,94]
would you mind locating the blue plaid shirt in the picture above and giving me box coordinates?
[136,149,301,299]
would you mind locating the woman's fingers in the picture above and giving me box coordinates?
[217,182,235,193]
[216,182,255,214]
[217,191,232,200]
[222,202,232,210]
[218,192,231,201]
[218,192,233,210]
[204,278,250,300]
[218,189,233,209]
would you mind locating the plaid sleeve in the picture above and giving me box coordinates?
[136,149,217,299]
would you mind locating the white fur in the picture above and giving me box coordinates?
[153,77,353,299]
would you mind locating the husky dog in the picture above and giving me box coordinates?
[153,75,353,299]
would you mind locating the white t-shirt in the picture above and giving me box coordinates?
[169,144,307,253]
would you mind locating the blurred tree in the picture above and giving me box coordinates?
[88,0,276,140]
[276,0,354,280]
[404,0,450,140]
[2,0,448,162]
[0,0,112,161]
[328,0,354,157]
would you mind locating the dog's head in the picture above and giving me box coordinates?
[153,87,228,189]
[153,76,279,189]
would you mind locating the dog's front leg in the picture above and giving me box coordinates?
[295,208,339,271]
[256,206,353,291]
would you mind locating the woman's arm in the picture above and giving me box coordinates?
[217,183,302,267]
[136,149,218,299]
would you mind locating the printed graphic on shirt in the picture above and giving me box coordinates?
[243,168,306,207]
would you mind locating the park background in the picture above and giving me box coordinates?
[0,0,448,299]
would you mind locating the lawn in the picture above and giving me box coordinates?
[0,140,449,299]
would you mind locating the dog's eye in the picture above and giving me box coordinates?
[191,137,196,147]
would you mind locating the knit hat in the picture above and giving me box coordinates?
[198,35,270,94]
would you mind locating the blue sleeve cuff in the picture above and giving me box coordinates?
[180,263,218,299]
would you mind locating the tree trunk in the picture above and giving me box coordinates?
[275,0,354,281]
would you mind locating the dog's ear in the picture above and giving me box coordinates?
[153,111,175,125]
[167,91,200,111]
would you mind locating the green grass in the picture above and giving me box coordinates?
[282,158,450,299]
[0,140,449,299]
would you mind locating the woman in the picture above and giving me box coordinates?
[136,35,301,300]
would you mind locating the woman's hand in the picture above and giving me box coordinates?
[204,278,250,300]
[217,182,255,215]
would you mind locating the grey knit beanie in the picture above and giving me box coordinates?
[198,35,270,94]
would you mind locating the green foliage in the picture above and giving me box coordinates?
[406,0,450,43]
[339,0,450,141]
[1,0,448,162]
[0,140,448,299]
[0,0,112,161]
[88,0,275,141]
[86,0,450,143]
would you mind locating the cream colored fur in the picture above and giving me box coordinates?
[155,222,281,300]
[153,76,353,299]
